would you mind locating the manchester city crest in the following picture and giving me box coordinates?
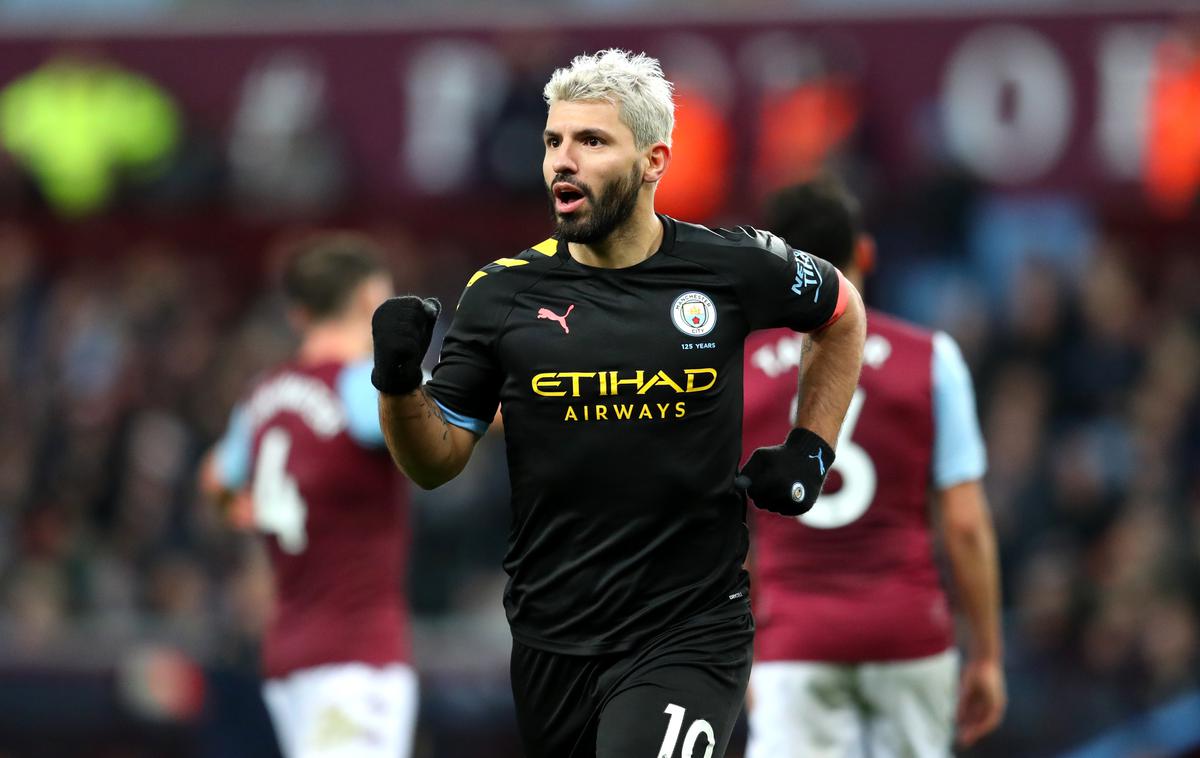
[670,291,717,337]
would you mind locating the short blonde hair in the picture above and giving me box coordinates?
[543,49,675,149]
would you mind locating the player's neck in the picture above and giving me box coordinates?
[567,207,663,270]
[298,321,368,365]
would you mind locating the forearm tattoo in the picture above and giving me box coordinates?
[419,386,450,441]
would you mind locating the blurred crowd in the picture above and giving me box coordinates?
[865,187,1200,754]
[974,248,1200,754]
[0,223,282,669]
[0,0,1093,22]
[0,220,517,673]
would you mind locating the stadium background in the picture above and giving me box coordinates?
[0,1,1198,756]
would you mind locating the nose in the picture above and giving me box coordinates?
[550,144,577,176]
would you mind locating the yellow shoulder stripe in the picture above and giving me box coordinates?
[532,238,558,256]
[465,244,553,289]
[465,257,530,288]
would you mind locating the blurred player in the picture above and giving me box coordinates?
[369,50,866,758]
[744,178,1006,757]
[201,235,417,758]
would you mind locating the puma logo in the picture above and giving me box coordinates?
[809,448,826,476]
[537,304,575,334]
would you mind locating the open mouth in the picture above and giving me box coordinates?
[553,183,587,214]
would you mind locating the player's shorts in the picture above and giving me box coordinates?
[510,608,753,758]
[262,662,419,758]
[746,649,958,758]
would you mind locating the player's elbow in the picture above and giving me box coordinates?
[393,447,472,490]
[944,514,989,549]
[389,457,454,490]
[406,469,454,490]
[939,481,995,544]
[409,477,441,491]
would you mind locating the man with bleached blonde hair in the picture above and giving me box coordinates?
[371,49,866,758]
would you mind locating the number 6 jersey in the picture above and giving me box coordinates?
[743,310,987,662]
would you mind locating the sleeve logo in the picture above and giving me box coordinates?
[791,251,824,302]
[670,291,717,337]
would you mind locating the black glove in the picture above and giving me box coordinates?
[371,296,441,395]
[736,427,835,516]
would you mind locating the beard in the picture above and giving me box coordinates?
[547,164,643,244]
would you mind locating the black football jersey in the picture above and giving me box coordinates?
[426,215,844,654]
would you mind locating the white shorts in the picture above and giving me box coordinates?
[746,650,958,758]
[262,662,419,758]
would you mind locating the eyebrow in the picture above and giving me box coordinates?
[576,128,612,141]
[543,128,614,142]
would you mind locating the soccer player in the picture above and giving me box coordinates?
[743,178,1006,757]
[369,50,866,758]
[201,235,418,758]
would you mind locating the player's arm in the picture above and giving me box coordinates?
[939,480,1004,746]
[198,446,232,501]
[197,406,255,529]
[792,275,865,445]
[377,387,479,489]
[929,332,1005,746]
[372,290,499,490]
[336,353,477,487]
[737,241,866,515]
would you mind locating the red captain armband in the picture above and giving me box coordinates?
[814,269,852,332]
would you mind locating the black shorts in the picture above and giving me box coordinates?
[510,608,753,758]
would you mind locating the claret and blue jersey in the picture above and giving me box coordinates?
[214,358,412,678]
[744,310,988,663]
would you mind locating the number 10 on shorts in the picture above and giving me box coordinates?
[657,704,715,758]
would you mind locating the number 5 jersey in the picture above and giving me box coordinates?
[743,310,987,662]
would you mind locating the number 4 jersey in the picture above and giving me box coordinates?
[214,359,411,679]
[743,310,987,662]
